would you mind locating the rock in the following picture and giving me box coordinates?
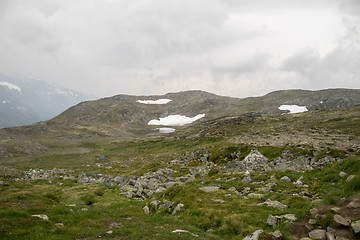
[248,193,264,199]
[106,230,113,235]
[294,180,303,188]
[243,230,264,240]
[159,200,172,209]
[346,201,360,209]
[346,175,355,182]
[266,215,279,228]
[81,208,88,211]
[150,200,161,211]
[31,214,49,221]
[325,232,335,240]
[143,205,150,214]
[55,223,64,227]
[278,214,297,222]
[308,229,326,240]
[211,199,225,203]
[172,229,199,237]
[351,219,360,234]
[339,172,347,178]
[171,203,184,215]
[261,199,288,210]
[333,214,350,227]
[269,175,277,182]
[269,230,282,239]
[199,186,219,192]
[330,207,341,213]
[242,173,252,183]
[309,219,317,225]
[280,176,291,182]
[300,238,312,240]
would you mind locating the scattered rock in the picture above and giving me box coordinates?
[267,215,279,228]
[172,229,199,237]
[261,199,288,210]
[243,230,264,240]
[333,214,350,227]
[280,176,292,182]
[171,203,184,215]
[308,229,326,240]
[339,172,347,178]
[346,175,355,182]
[269,230,282,239]
[150,200,161,211]
[143,205,150,214]
[325,232,335,240]
[199,186,219,192]
[31,214,49,221]
[351,219,360,234]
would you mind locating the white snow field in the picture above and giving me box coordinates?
[0,81,21,93]
[157,128,176,133]
[278,105,308,114]
[136,99,172,104]
[148,114,205,126]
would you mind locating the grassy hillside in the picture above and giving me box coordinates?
[0,102,359,239]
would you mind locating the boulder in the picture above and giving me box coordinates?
[243,230,264,240]
[351,219,360,234]
[199,186,219,192]
[143,205,150,214]
[31,214,49,221]
[325,232,335,240]
[150,200,161,211]
[280,176,292,182]
[172,203,184,215]
[266,215,279,228]
[261,199,288,210]
[333,214,350,227]
[308,229,326,240]
[339,172,347,178]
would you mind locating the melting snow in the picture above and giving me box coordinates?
[279,105,308,114]
[0,81,21,93]
[148,114,205,126]
[137,99,172,104]
[157,128,176,133]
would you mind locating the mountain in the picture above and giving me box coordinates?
[1,88,360,239]
[0,73,95,128]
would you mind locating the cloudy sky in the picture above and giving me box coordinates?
[0,0,359,98]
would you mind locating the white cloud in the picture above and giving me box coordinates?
[0,0,358,98]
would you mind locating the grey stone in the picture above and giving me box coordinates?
[309,219,317,225]
[277,214,297,222]
[261,199,288,210]
[346,175,355,182]
[269,230,282,239]
[143,205,150,214]
[266,215,279,228]
[55,223,64,227]
[339,172,347,178]
[280,176,291,182]
[199,186,219,192]
[325,232,335,240]
[308,229,326,240]
[351,219,360,234]
[159,200,172,209]
[243,230,264,240]
[333,214,350,227]
[150,200,161,211]
[172,203,184,215]
[248,193,264,199]
[31,214,49,221]
[346,201,360,209]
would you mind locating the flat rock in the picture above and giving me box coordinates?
[243,230,263,240]
[261,199,288,210]
[325,232,335,240]
[346,175,355,182]
[339,172,347,178]
[346,200,360,209]
[333,214,350,227]
[31,214,49,221]
[199,186,219,192]
[308,229,326,240]
[269,230,282,239]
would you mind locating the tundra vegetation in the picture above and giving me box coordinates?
[0,92,360,239]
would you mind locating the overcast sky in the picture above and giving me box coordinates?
[0,0,359,98]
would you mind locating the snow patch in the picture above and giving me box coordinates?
[279,105,308,114]
[148,114,205,126]
[158,128,176,133]
[0,81,21,93]
[137,99,172,104]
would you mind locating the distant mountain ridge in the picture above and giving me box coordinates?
[49,88,360,137]
[0,73,95,128]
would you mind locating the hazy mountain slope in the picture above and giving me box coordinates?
[0,73,95,128]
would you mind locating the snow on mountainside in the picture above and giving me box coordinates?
[0,73,95,128]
